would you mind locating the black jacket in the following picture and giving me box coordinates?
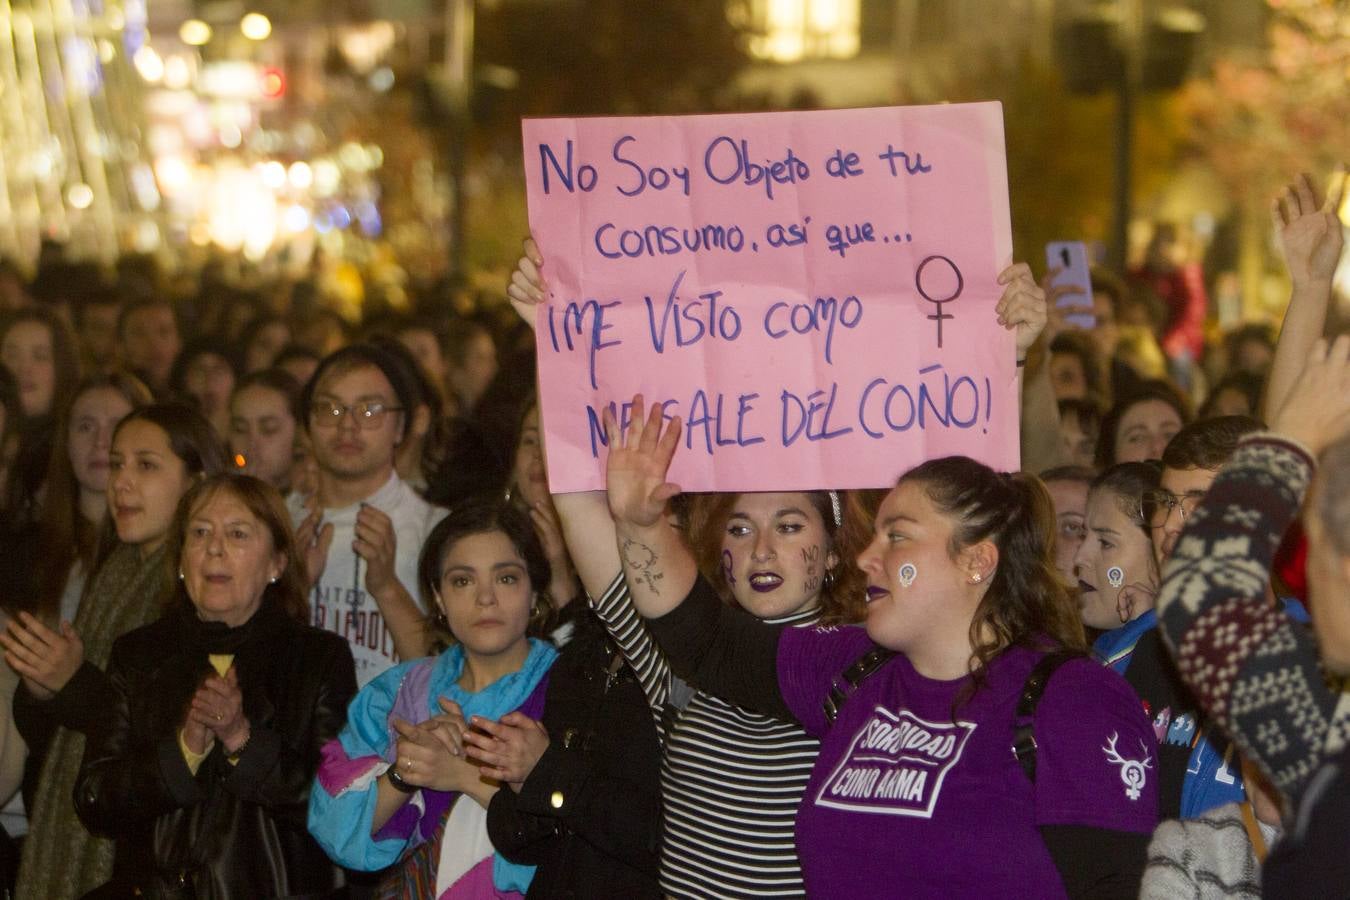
[487,609,662,899]
[74,599,356,899]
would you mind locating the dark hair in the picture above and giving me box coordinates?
[1049,331,1104,405]
[27,373,153,620]
[1087,265,1126,319]
[116,295,177,340]
[299,342,417,444]
[1224,323,1276,372]
[273,344,320,370]
[1058,398,1102,455]
[416,496,554,646]
[445,319,495,368]
[0,306,83,419]
[1198,371,1264,421]
[168,336,239,398]
[685,489,872,625]
[1090,461,1162,538]
[367,333,448,467]
[898,457,1085,696]
[1160,415,1263,472]
[0,367,18,446]
[114,402,230,479]
[1095,379,1193,468]
[231,368,303,422]
[236,314,291,371]
[164,474,308,622]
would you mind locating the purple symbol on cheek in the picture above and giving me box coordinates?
[722,550,735,586]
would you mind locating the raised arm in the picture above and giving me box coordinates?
[1001,263,1055,470]
[505,237,674,709]
[604,396,696,620]
[1263,170,1347,421]
[1157,337,1350,808]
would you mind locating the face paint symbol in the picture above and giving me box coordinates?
[1107,566,1124,588]
[897,563,917,588]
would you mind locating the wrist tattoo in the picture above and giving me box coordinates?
[621,538,665,596]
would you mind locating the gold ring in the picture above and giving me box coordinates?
[403,757,412,772]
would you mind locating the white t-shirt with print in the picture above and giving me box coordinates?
[288,473,446,686]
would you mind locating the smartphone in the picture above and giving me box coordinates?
[1045,241,1095,329]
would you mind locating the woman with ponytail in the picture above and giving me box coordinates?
[603,264,1160,899]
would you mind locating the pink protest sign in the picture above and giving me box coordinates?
[523,102,1016,493]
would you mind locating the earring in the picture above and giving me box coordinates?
[178,570,185,581]
[822,568,836,589]
[971,572,982,584]
[269,575,279,584]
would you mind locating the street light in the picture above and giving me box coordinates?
[179,19,213,46]
[241,13,272,41]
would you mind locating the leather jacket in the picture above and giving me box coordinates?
[75,599,356,899]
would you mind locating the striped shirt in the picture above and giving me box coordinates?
[592,574,818,899]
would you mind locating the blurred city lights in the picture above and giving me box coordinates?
[133,45,164,82]
[67,183,95,210]
[260,160,287,189]
[164,55,192,90]
[179,19,213,47]
[288,161,313,189]
[240,13,273,41]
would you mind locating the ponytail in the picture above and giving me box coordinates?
[899,458,1085,701]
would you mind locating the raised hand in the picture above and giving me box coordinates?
[603,395,683,529]
[354,504,398,599]
[1117,580,1158,624]
[1272,335,1350,457]
[996,262,1049,358]
[462,712,551,791]
[295,493,333,589]
[506,236,546,328]
[0,613,86,700]
[1274,170,1347,288]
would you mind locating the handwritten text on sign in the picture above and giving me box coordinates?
[523,103,1017,493]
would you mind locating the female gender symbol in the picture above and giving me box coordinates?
[915,254,964,348]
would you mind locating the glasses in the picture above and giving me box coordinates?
[1142,489,1206,529]
[309,400,404,430]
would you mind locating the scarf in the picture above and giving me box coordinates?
[17,542,169,900]
[313,638,558,896]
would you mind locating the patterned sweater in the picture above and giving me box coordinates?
[1155,435,1350,807]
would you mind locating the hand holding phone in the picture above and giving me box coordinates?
[1045,241,1095,330]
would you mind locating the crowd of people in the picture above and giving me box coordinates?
[0,167,1343,899]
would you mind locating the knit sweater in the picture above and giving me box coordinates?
[1155,434,1350,896]
[1140,802,1277,899]
[1155,434,1350,804]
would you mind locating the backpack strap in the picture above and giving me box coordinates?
[823,645,897,724]
[1011,649,1083,783]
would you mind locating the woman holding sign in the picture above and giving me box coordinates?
[509,240,872,898]
[600,264,1159,899]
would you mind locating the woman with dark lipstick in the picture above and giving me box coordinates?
[506,238,871,897]
[602,264,1160,899]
